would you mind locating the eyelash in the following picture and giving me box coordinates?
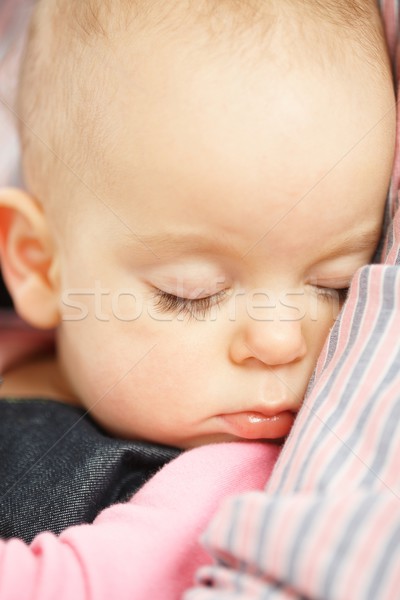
[153,289,227,319]
[315,286,350,303]
[153,284,350,319]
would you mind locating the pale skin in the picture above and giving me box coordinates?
[0,8,396,448]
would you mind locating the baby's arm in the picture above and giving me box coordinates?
[185,265,400,599]
[0,441,279,600]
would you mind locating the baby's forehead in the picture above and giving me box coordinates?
[23,0,386,133]
[18,0,387,211]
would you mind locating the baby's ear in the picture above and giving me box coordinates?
[0,188,60,329]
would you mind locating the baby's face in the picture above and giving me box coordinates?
[53,23,395,448]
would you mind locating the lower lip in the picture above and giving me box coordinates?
[220,411,296,440]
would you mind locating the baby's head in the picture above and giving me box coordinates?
[0,0,395,447]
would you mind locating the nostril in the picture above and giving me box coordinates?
[246,333,306,367]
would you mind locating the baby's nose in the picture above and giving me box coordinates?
[230,317,307,367]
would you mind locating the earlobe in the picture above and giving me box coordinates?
[0,187,60,329]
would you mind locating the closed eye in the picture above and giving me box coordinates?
[153,289,228,319]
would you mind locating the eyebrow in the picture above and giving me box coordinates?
[319,229,382,260]
[126,232,236,258]
[128,228,382,260]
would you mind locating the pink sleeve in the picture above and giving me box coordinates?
[0,441,279,600]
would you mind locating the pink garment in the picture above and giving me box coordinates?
[0,440,279,600]
[0,310,54,374]
[0,313,280,599]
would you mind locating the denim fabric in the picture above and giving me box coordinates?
[0,398,181,543]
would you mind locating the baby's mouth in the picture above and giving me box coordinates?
[219,410,296,440]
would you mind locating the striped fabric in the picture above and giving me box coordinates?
[184,3,400,600]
